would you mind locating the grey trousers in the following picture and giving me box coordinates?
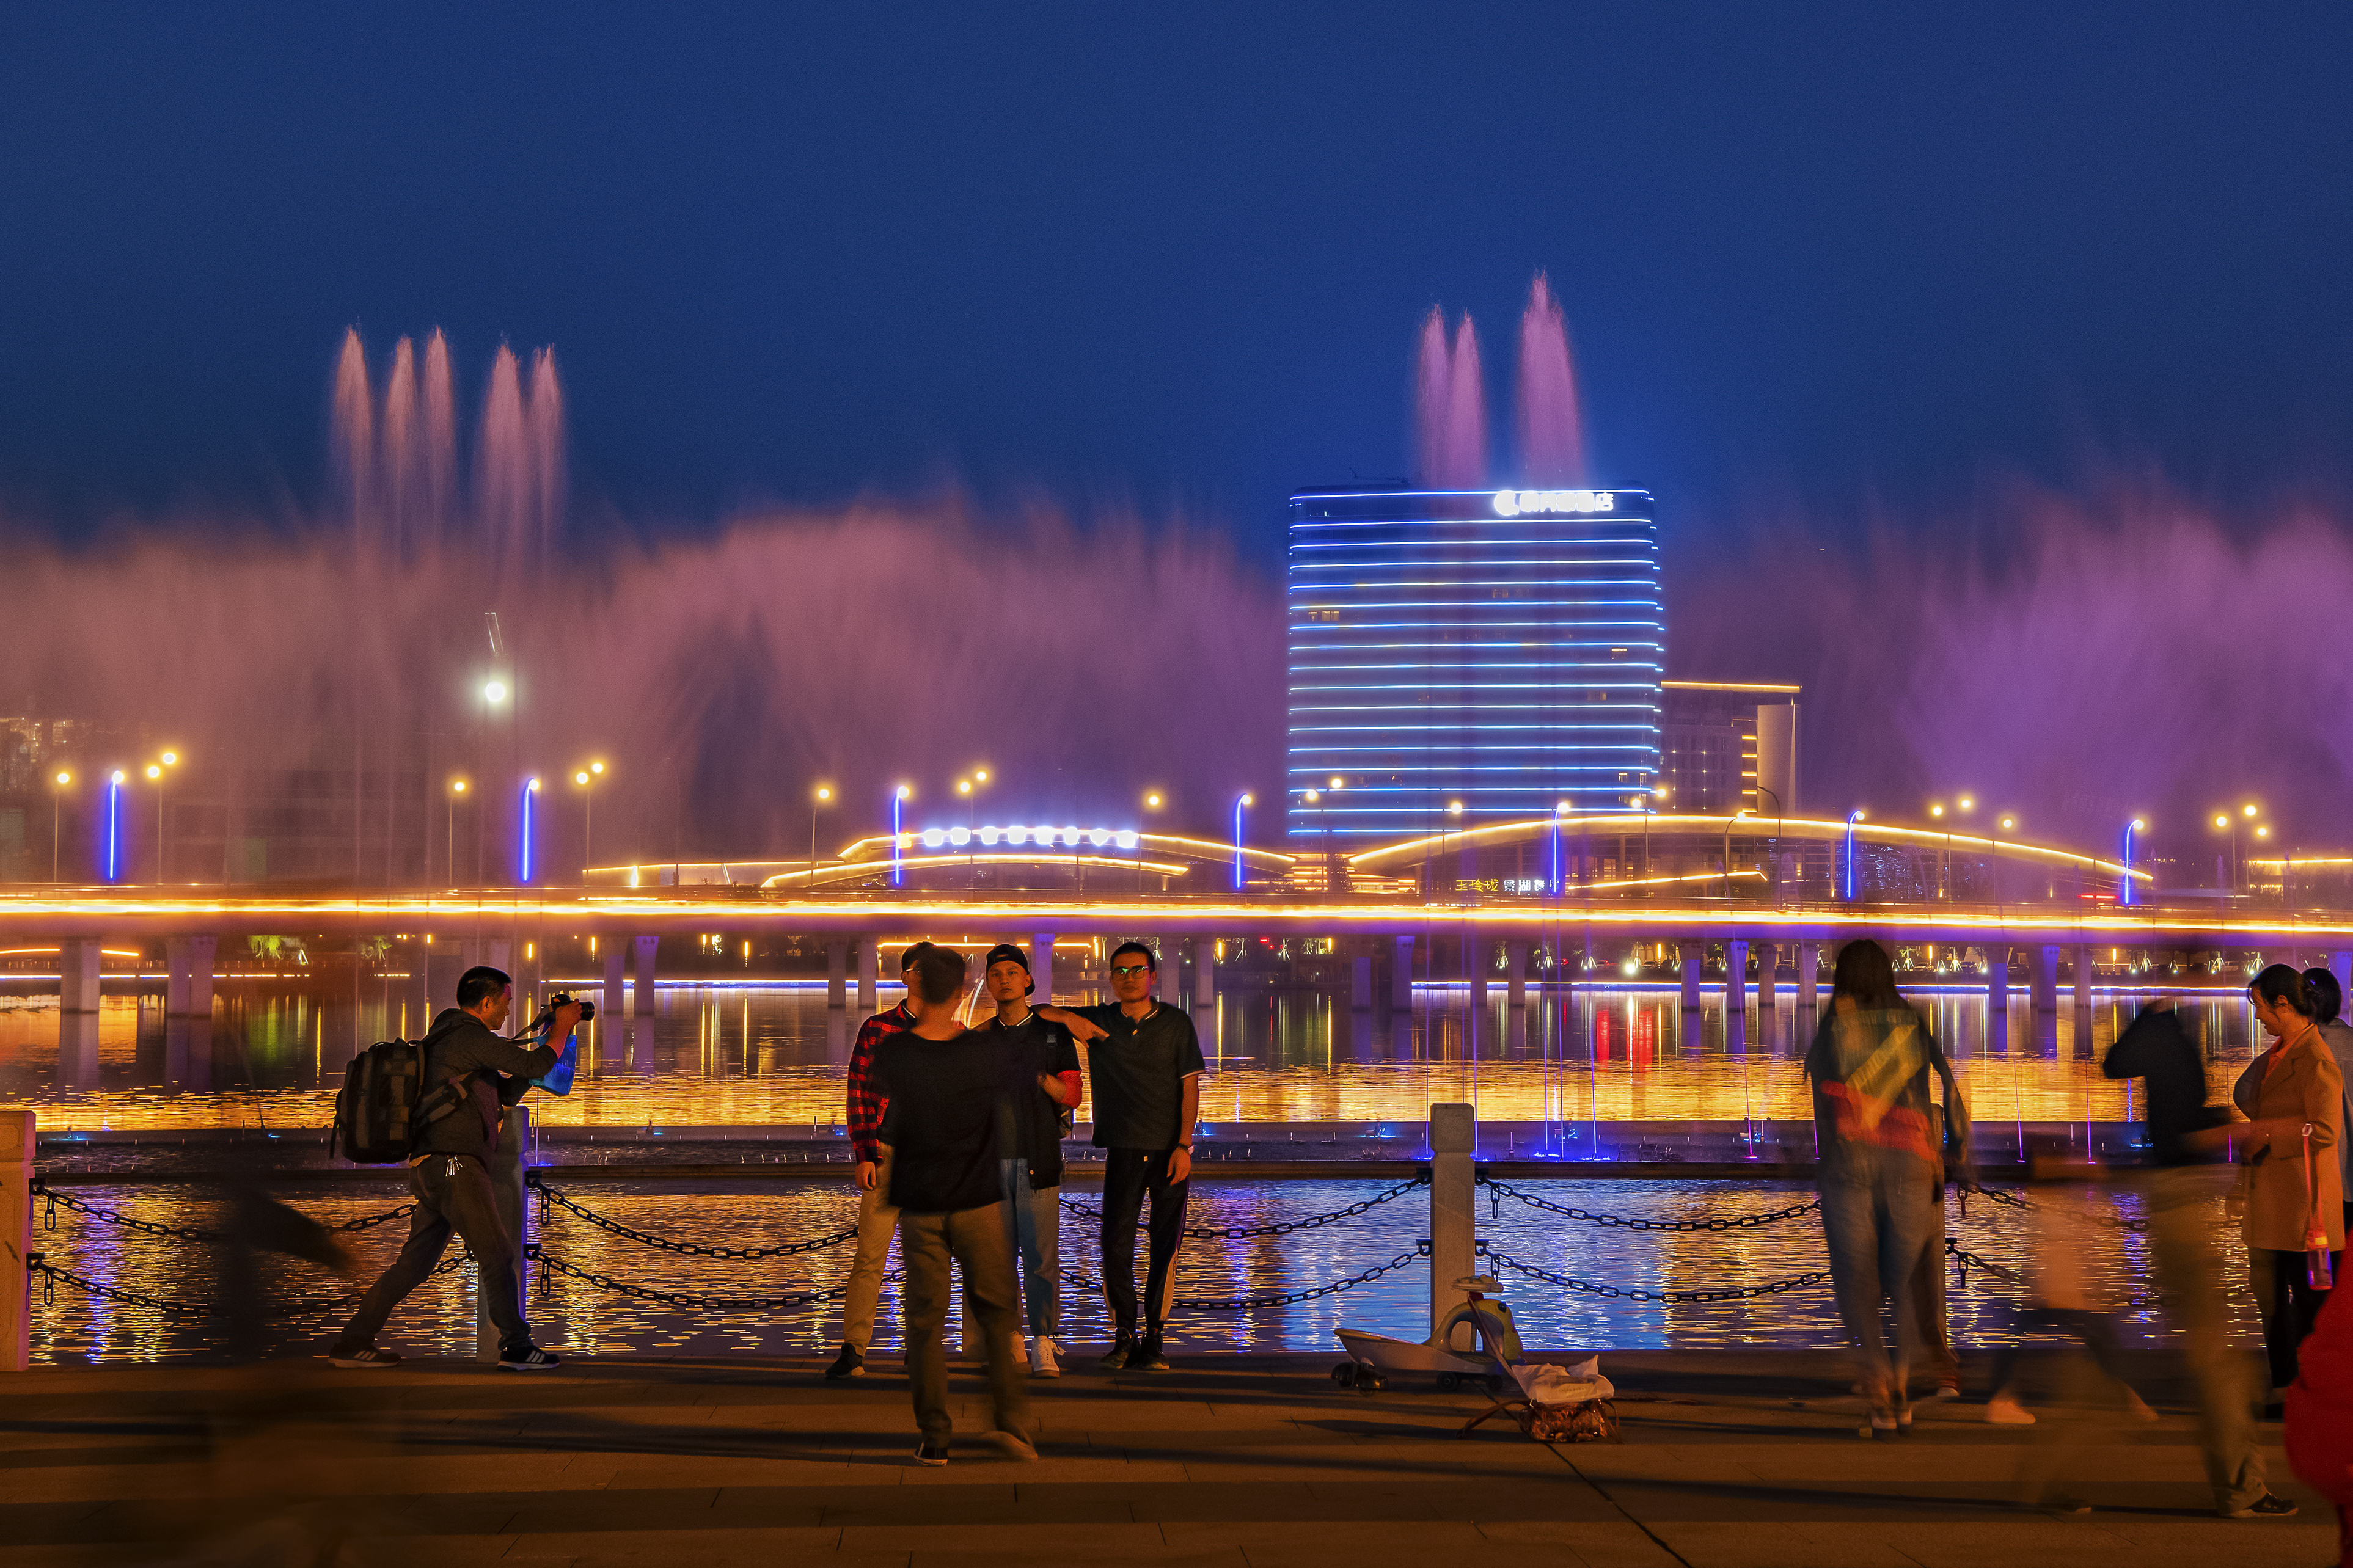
[899,1200,1031,1447]
[2145,1167,2266,1511]
[837,1146,901,1353]
[1818,1158,1934,1403]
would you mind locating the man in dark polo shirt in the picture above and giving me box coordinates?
[871,946,1034,1465]
[1041,939,1203,1370]
[976,943,1083,1377]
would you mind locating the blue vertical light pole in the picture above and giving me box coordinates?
[1843,809,1865,901]
[519,778,540,883]
[1231,793,1251,891]
[2121,817,2145,906]
[891,784,911,887]
[1550,801,1567,894]
[105,769,125,882]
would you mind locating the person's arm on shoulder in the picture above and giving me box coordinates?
[1037,1004,1110,1042]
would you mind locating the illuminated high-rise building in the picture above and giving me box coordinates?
[1286,486,1663,845]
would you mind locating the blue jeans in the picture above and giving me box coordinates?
[999,1159,1060,1338]
[1817,1154,1934,1404]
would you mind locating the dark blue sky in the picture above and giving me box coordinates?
[4,2,2348,560]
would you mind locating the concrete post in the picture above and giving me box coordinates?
[1194,935,1216,1007]
[1798,942,1818,1019]
[1158,936,1184,1005]
[855,938,877,1013]
[1679,943,1702,1011]
[1,1110,29,1372]
[1506,939,1528,1010]
[1429,1102,1476,1347]
[1466,929,1487,1012]
[1986,947,2010,1053]
[59,938,101,1014]
[166,937,192,1017]
[1350,955,1373,1010]
[1754,939,1777,1013]
[1036,931,1059,1004]
[631,934,658,1019]
[825,938,847,1008]
[2072,945,2093,1013]
[475,1104,531,1364]
[603,939,626,1022]
[1392,933,1416,1010]
[1723,939,1748,1017]
[2034,945,2060,1013]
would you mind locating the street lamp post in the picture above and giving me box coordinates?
[574,761,605,880]
[891,784,912,888]
[810,785,833,886]
[1140,790,1163,891]
[448,779,467,886]
[1232,792,1252,892]
[2121,817,2145,906]
[145,751,179,884]
[1843,809,1865,901]
[51,770,71,882]
[106,770,125,883]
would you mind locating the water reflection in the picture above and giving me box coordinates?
[0,982,2264,1131]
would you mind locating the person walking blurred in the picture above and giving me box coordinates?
[2231,964,2346,1400]
[1804,938,1969,1435]
[827,941,935,1380]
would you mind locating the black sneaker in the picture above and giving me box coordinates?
[1099,1333,1137,1371]
[913,1440,950,1467]
[325,1345,401,1369]
[2222,1492,2298,1519]
[825,1344,866,1380]
[497,1346,562,1372]
[1129,1336,1170,1371]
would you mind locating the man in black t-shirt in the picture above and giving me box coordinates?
[871,946,1034,1465]
[1041,939,1203,1371]
[976,943,1083,1377]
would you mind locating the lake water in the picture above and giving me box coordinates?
[1,980,2267,1134]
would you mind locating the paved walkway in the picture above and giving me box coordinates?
[0,1349,2334,1567]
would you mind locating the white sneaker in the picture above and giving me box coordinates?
[1031,1336,1061,1378]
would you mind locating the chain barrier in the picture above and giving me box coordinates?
[33,1176,417,1241]
[1057,1241,1432,1312]
[1485,1244,1833,1304]
[1057,1171,1428,1239]
[1479,1175,1820,1231]
[1956,1179,2148,1231]
[529,1173,858,1259]
[529,1244,895,1312]
[30,1252,464,1318]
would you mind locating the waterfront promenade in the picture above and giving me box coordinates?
[1,1351,2330,1568]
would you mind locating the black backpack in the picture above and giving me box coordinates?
[329,1023,472,1164]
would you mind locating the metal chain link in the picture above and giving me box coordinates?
[33,1176,416,1241]
[1479,1175,1821,1233]
[530,1175,858,1259]
[31,1252,463,1318]
[1058,1172,1428,1239]
[1057,1242,1431,1312]
[1485,1245,1833,1304]
[1958,1180,2148,1232]
[529,1244,893,1311]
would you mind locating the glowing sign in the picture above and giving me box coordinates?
[1493,489,1615,517]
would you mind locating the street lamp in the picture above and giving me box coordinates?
[810,784,833,886]
[483,679,508,706]
[1232,792,1252,891]
[448,779,468,887]
[1552,799,1570,895]
[891,784,912,887]
[574,761,605,880]
[144,753,180,884]
[1843,809,1865,901]
[49,770,71,883]
[519,777,541,884]
[2121,817,2145,906]
[106,770,125,883]
[1139,790,1165,891]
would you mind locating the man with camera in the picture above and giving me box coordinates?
[327,965,577,1371]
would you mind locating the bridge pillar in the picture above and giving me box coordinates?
[855,937,877,1013]
[1986,947,2010,1052]
[1506,940,1529,1010]
[1194,936,1215,1007]
[1159,936,1184,1005]
[2072,945,2093,1014]
[1392,933,1416,1010]
[1032,931,1056,1002]
[2033,944,2060,1013]
[1351,955,1373,1010]
[632,934,658,1019]
[1679,943,1702,1011]
[604,938,626,1021]
[172,935,214,1019]
[1466,928,1487,1011]
[825,938,847,1009]
[1723,939,1749,1018]
[1796,941,1819,1019]
[1754,939,1777,1013]
[2335,952,2352,1011]
[484,938,513,994]
[59,938,102,1013]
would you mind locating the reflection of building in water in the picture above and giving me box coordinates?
[1658,680,1800,814]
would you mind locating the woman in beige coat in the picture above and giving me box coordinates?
[2230,964,2346,1396]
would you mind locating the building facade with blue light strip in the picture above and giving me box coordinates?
[1286,487,1663,848]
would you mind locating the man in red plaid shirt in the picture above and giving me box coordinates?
[827,941,935,1379]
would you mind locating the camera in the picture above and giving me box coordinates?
[544,991,596,1023]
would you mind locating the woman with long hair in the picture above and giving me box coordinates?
[2231,963,2346,1396]
[1804,938,1969,1435]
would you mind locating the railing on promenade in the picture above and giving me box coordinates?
[3,1103,2172,1371]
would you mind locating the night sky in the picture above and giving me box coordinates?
[5,3,2349,553]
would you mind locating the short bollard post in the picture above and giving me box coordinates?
[477,1104,532,1364]
[1428,1103,1476,1349]
[2,1111,31,1373]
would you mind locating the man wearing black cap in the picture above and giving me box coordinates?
[976,943,1083,1376]
[827,939,937,1380]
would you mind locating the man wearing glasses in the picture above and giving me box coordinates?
[1039,939,1202,1370]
